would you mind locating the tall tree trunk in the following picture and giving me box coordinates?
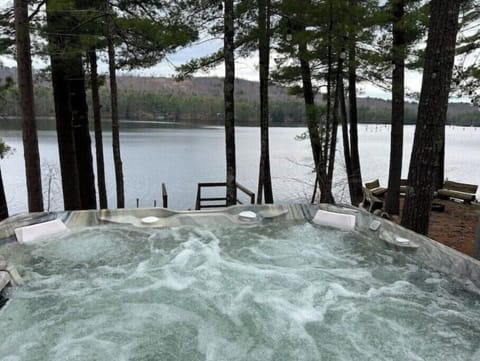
[0,167,8,220]
[88,48,108,209]
[70,55,96,209]
[347,4,363,206]
[107,17,125,208]
[46,0,81,210]
[326,90,338,203]
[298,40,321,203]
[401,0,462,235]
[14,0,43,212]
[339,73,354,202]
[50,57,82,210]
[224,0,237,206]
[320,0,335,204]
[257,0,273,204]
[385,0,405,215]
[326,56,344,204]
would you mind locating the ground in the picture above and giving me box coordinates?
[390,198,480,257]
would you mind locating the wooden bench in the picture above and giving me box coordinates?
[437,180,478,204]
[361,179,387,212]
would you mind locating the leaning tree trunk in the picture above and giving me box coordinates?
[107,20,125,208]
[14,0,43,212]
[0,167,8,221]
[256,0,273,204]
[224,0,237,206]
[70,55,97,210]
[88,48,108,209]
[46,0,81,210]
[385,0,405,215]
[401,0,462,235]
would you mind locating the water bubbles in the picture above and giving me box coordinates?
[1,223,479,360]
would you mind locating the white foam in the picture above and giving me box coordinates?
[312,210,356,231]
[14,219,68,244]
[2,222,480,361]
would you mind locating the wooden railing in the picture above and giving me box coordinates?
[195,182,255,210]
[135,182,168,208]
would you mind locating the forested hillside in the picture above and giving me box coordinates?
[1,67,479,126]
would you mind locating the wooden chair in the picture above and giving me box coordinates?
[362,179,387,212]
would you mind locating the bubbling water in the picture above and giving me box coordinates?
[0,222,479,361]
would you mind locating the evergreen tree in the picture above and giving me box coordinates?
[401,0,464,235]
[256,0,274,204]
[452,1,480,118]
[224,0,237,206]
[88,48,108,209]
[106,4,125,208]
[274,0,359,203]
[46,0,87,210]
[383,0,427,214]
[384,0,406,215]
[14,0,44,213]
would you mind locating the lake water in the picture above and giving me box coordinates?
[1,123,479,214]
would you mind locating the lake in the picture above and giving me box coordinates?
[1,123,479,215]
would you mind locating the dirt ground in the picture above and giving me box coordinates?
[391,198,480,257]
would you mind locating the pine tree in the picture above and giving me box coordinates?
[256,0,273,204]
[384,0,406,215]
[224,0,237,206]
[14,0,44,213]
[88,48,108,209]
[401,0,464,235]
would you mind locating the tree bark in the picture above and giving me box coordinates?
[298,51,321,203]
[224,0,237,206]
[88,48,108,209]
[70,55,97,209]
[50,56,82,210]
[257,0,273,204]
[385,0,405,215]
[0,166,8,220]
[46,0,82,210]
[347,13,363,206]
[401,0,462,235]
[14,0,44,212]
[340,73,354,202]
[107,17,125,209]
[298,43,320,165]
[297,14,332,203]
[326,56,344,205]
[320,0,335,204]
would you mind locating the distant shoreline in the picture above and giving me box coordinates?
[1,117,480,132]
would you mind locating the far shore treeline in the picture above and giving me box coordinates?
[1,68,479,127]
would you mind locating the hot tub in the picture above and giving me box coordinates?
[0,204,479,360]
